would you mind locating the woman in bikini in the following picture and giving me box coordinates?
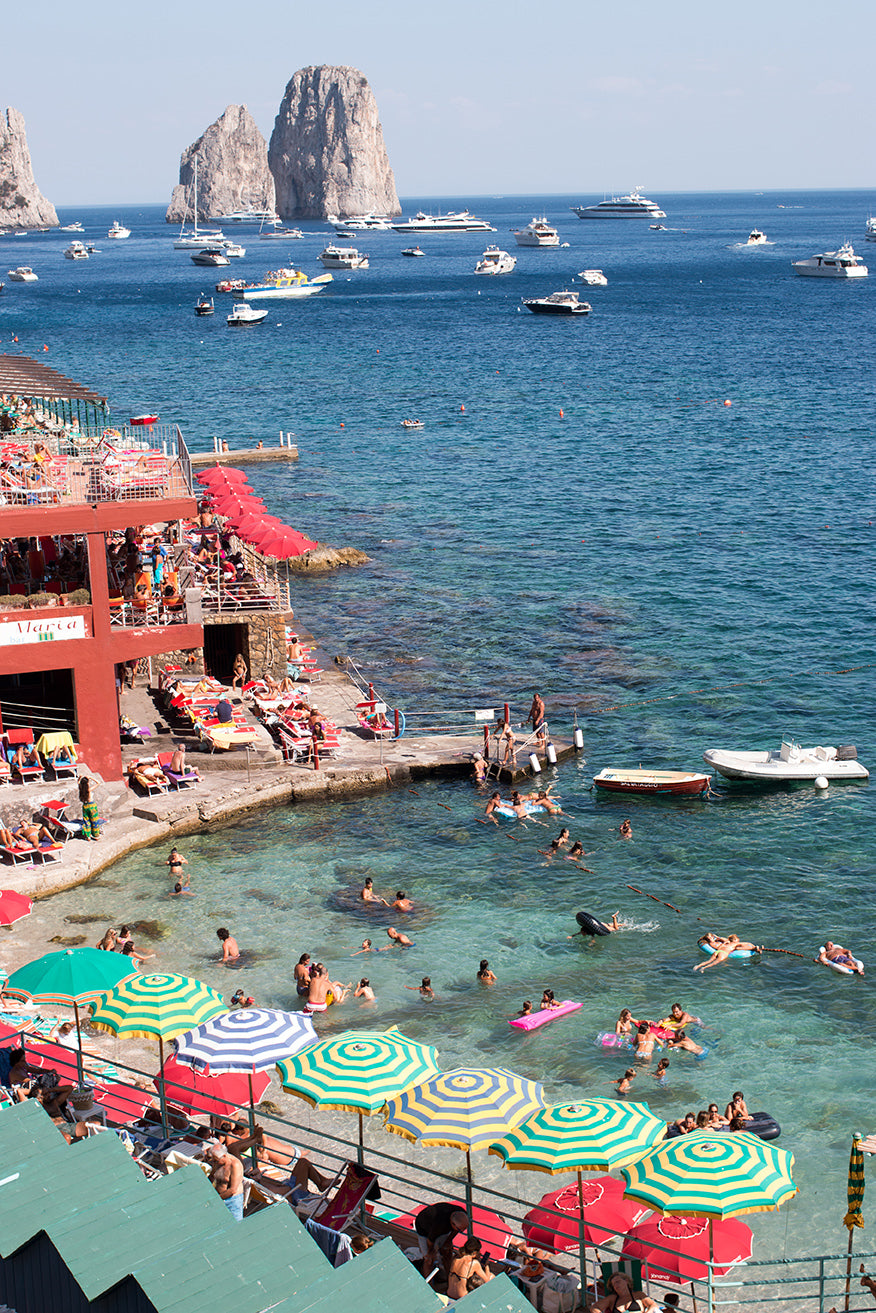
[591,1270,657,1312]
[447,1238,493,1300]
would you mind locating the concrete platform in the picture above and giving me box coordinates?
[191,445,298,467]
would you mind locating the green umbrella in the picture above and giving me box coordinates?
[88,972,226,1069]
[5,947,138,1083]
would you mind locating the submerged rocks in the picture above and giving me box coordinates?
[166,105,275,223]
[0,108,58,229]
[268,66,400,219]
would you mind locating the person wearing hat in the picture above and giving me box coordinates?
[414,1202,470,1274]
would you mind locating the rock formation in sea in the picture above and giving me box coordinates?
[165,105,275,223]
[268,66,400,219]
[0,108,58,229]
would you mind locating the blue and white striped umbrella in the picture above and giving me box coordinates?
[172,1008,317,1074]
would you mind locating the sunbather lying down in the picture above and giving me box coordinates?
[129,764,169,788]
[217,1121,330,1195]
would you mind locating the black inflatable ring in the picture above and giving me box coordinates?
[576,910,611,936]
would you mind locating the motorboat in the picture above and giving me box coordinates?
[401,419,424,430]
[522,289,591,315]
[318,244,369,269]
[221,241,246,258]
[747,229,767,245]
[792,243,868,278]
[63,241,89,260]
[215,209,278,223]
[259,227,304,240]
[215,278,247,293]
[474,246,516,275]
[572,189,666,220]
[240,268,332,300]
[195,295,214,316]
[107,220,131,239]
[579,269,608,286]
[401,246,425,257]
[650,224,667,231]
[328,212,391,231]
[513,217,559,247]
[227,301,268,326]
[703,741,869,783]
[8,267,37,282]
[60,221,84,233]
[391,210,496,234]
[593,768,710,796]
[865,216,876,242]
[191,247,231,267]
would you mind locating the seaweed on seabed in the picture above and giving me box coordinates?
[64,913,117,925]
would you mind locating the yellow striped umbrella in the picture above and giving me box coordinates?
[621,1130,797,1220]
[843,1133,865,1307]
[88,972,226,1069]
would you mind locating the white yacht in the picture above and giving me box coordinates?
[173,155,223,248]
[7,267,37,282]
[513,217,559,248]
[318,244,369,270]
[571,189,666,220]
[227,301,268,325]
[216,209,278,224]
[259,227,304,240]
[474,246,516,275]
[328,213,392,231]
[60,221,84,233]
[792,243,868,278]
[391,210,496,234]
[221,241,246,258]
[747,229,767,245]
[107,220,131,239]
[63,241,89,260]
[190,247,231,267]
[578,269,608,286]
[522,289,591,315]
[864,216,876,242]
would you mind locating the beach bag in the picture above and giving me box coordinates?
[541,1271,579,1313]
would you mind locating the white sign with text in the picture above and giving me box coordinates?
[0,615,87,646]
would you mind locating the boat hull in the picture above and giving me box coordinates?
[703,748,869,782]
[241,283,326,300]
[594,769,710,796]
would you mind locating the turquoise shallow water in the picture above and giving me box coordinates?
[3,189,875,1261]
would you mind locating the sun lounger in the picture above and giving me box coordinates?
[295,1160,380,1234]
[3,728,45,783]
[156,752,199,790]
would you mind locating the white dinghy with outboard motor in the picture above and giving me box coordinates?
[703,740,869,783]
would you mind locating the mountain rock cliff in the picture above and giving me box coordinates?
[268,66,399,219]
[0,108,58,229]
[166,105,275,222]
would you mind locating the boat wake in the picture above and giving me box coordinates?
[618,917,660,933]
[729,241,775,250]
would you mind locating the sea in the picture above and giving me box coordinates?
[2,189,875,1265]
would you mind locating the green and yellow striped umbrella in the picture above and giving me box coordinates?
[621,1130,797,1220]
[489,1099,667,1175]
[384,1066,544,1152]
[844,1133,865,1230]
[88,972,226,1068]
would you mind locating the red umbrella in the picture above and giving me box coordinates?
[393,1201,511,1262]
[622,1214,753,1282]
[156,1054,271,1119]
[255,530,318,559]
[211,493,265,512]
[0,890,33,927]
[524,1177,647,1253]
[25,1038,81,1083]
[92,1081,156,1125]
[232,515,274,539]
[196,467,249,486]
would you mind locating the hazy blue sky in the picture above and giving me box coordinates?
[6,0,873,205]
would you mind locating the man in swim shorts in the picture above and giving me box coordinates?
[818,941,864,975]
[217,927,240,963]
[294,953,311,995]
[484,792,502,824]
[305,964,332,1012]
[528,693,547,752]
[384,926,413,948]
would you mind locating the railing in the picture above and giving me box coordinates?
[0,698,76,736]
[199,538,291,615]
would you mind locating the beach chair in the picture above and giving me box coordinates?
[157,751,199,790]
[1,843,39,865]
[126,760,169,796]
[4,729,45,783]
[46,745,79,781]
[295,1160,379,1234]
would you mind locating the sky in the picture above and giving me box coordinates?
[4,0,874,206]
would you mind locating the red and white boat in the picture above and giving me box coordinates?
[130,415,158,426]
[593,767,710,796]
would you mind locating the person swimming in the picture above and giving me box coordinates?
[540,989,560,1010]
[616,1068,636,1094]
[477,959,497,984]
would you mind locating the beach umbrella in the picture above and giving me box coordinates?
[394,1201,512,1263]
[0,890,33,927]
[88,972,226,1070]
[254,528,318,558]
[523,1177,647,1253]
[196,467,249,486]
[91,1081,157,1126]
[843,1133,865,1307]
[5,946,138,1082]
[490,1099,666,1288]
[620,1130,797,1220]
[277,1029,440,1164]
[384,1067,544,1225]
[156,1054,271,1119]
[621,1214,753,1282]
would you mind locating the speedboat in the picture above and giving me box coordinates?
[747,229,767,245]
[474,246,516,275]
[227,301,268,325]
[8,267,37,282]
[703,741,869,783]
[60,221,84,233]
[391,210,495,234]
[63,241,89,260]
[107,220,131,239]
[579,269,608,286]
[215,277,247,293]
[650,224,667,231]
[191,247,231,267]
[513,217,559,247]
[401,246,425,257]
[195,295,214,316]
[572,189,666,219]
[328,212,391,231]
[318,245,369,269]
[522,289,591,315]
[241,268,332,300]
[593,768,710,796]
[401,419,424,430]
[865,216,876,242]
[221,241,246,258]
[792,243,868,278]
[259,227,304,240]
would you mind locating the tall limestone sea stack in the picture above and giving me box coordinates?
[268,66,400,220]
[0,108,57,229]
[166,105,275,222]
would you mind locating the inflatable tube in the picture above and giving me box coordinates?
[819,946,864,975]
[576,910,612,937]
[666,1111,780,1141]
[699,941,756,960]
[596,1031,631,1049]
[510,1001,582,1031]
[494,802,547,820]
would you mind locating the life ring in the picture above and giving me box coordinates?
[576,910,611,937]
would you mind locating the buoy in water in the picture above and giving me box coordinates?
[724,399,732,406]
[815,775,829,790]
[529,753,542,775]
[573,727,584,751]
[460,405,465,412]
[546,742,557,765]
[559,409,564,419]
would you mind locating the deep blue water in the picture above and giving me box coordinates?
[4,191,876,1261]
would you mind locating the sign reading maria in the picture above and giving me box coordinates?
[0,615,88,646]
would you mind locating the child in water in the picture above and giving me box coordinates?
[354,978,375,1002]
[654,1058,670,1085]
[406,976,435,1000]
[517,1001,533,1018]
[616,1068,636,1094]
[540,989,560,1010]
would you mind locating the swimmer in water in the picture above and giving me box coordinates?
[659,1002,702,1030]
[169,881,195,896]
[477,959,497,984]
[392,890,413,912]
[654,1058,670,1085]
[540,989,560,1010]
[555,828,570,848]
[667,1030,704,1057]
[217,927,239,963]
[565,841,595,864]
[406,976,434,1000]
[615,1068,636,1095]
[383,926,413,948]
[693,933,762,973]
[471,753,487,783]
[569,912,622,940]
[354,978,375,1002]
[351,939,375,956]
[619,819,632,839]
[484,792,503,825]
[633,1023,656,1060]
[538,839,562,859]
[360,877,389,905]
[294,954,312,995]
[517,1000,533,1018]
[615,1008,637,1036]
[166,848,189,886]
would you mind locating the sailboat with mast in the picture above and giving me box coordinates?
[173,156,225,249]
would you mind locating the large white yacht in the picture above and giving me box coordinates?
[63,241,89,260]
[318,244,369,270]
[864,216,876,242]
[571,189,666,220]
[215,209,279,224]
[107,220,131,239]
[391,210,495,234]
[474,246,516,275]
[792,243,868,278]
[513,217,560,248]
[328,213,392,231]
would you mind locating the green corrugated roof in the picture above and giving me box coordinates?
[291,1238,442,1313]
[455,1274,536,1313]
